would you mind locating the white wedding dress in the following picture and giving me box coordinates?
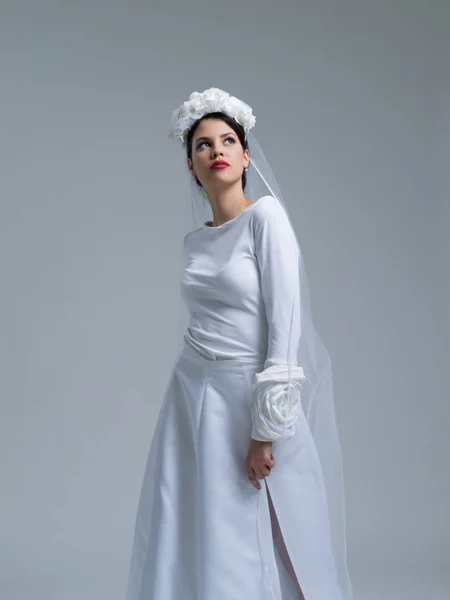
[124,195,344,600]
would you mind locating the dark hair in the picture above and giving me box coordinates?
[185,112,249,191]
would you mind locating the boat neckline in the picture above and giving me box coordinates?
[200,196,271,230]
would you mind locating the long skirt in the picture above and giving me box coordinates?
[124,341,344,600]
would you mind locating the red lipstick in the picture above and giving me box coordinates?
[210,160,230,170]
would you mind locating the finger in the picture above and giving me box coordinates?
[256,468,267,480]
[259,465,272,477]
[249,468,261,489]
[250,476,260,489]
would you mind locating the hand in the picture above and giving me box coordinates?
[245,438,275,490]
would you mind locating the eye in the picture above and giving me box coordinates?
[197,136,236,149]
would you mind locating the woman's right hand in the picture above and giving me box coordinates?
[245,439,275,490]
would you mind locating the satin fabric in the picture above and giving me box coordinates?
[124,340,344,600]
[181,195,301,367]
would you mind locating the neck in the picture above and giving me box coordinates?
[203,183,250,227]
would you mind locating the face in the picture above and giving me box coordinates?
[187,118,250,190]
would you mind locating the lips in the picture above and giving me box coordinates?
[211,161,229,169]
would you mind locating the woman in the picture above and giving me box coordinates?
[125,88,353,600]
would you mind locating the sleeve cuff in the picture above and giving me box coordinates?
[246,364,306,443]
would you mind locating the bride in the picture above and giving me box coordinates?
[124,87,353,600]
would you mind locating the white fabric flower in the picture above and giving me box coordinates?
[168,87,256,146]
[246,364,306,443]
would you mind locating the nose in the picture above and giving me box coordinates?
[212,147,224,157]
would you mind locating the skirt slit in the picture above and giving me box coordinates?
[266,481,306,600]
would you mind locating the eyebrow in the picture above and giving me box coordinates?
[194,132,236,143]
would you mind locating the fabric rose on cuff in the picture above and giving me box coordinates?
[246,364,306,443]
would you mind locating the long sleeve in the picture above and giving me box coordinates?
[247,197,306,442]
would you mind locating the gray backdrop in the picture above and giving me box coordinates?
[1,1,448,599]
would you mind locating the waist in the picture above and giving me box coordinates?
[182,331,265,367]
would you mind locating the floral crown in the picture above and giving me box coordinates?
[168,87,256,147]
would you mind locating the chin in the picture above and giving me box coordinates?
[209,170,235,181]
